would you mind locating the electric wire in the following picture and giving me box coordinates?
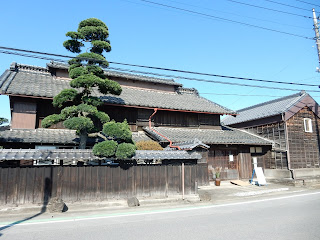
[0,46,319,89]
[262,0,316,12]
[165,0,308,29]
[226,0,313,19]
[295,0,320,8]
[200,92,320,97]
[108,67,320,93]
[108,66,320,88]
[139,0,313,40]
[2,48,320,92]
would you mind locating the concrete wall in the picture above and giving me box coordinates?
[294,168,320,178]
[264,169,291,179]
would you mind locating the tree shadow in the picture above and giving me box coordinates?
[0,169,53,237]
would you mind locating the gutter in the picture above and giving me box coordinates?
[148,108,181,150]
[282,113,294,179]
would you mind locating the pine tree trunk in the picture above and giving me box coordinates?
[79,131,88,149]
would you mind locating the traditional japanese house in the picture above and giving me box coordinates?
[223,91,320,178]
[0,62,273,179]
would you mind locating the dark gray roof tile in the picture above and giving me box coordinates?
[144,126,273,145]
[0,128,151,145]
[47,61,182,86]
[1,64,235,114]
[0,149,200,161]
[222,91,308,125]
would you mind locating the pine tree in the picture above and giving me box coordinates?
[0,118,8,125]
[42,18,136,159]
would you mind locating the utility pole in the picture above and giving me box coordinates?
[313,8,320,72]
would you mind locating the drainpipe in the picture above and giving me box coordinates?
[148,108,181,150]
[283,113,294,179]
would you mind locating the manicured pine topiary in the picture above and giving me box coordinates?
[0,117,8,125]
[93,119,136,159]
[42,18,135,158]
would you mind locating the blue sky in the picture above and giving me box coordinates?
[1,0,320,123]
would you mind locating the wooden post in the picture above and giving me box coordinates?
[182,162,185,200]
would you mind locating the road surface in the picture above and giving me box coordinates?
[0,191,319,240]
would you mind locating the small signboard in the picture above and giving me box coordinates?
[254,167,267,186]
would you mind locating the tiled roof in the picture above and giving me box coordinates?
[0,149,201,161]
[144,126,273,145]
[0,63,236,115]
[47,62,182,86]
[171,139,210,150]
[133,150,201,160]
[222,91,308,125]
[0,128,151,145]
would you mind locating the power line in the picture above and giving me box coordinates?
[1,48,319,92]
[108,66,320,88]
[0,46,319,88]
[157,0,309,29]
[108,67,320,92]
[226,0,313,19]
[295,0,320,8]
[200,92,320,97]
[262,0,316,12]
[139,0,313,40]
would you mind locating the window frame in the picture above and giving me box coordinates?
[303,118,313,133]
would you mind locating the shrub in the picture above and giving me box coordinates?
[103,120,132,143]
[136,140,163,150]
[115,143,136,159]
[92,140,117,158]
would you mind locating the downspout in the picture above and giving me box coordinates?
[283,113,295,179]
[148,108,181,150]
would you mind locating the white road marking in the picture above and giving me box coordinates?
[1,191,320,227]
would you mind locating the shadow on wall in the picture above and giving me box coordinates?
[0,167,66,237]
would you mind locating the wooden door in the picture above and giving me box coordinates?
[238,152,253,179]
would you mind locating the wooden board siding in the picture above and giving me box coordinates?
[207,146,240,180]
[286,107,320,169]
[11,101,37,129]
[245,123,288,169]
[0,164,209,205]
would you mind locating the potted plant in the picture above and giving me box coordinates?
[215,167,221,186]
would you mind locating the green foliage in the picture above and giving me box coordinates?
[63,117,94,133]
[103,120,133,143]
[94,111,110,124]
[66,31,83,39]
[41,114,64,128]
[69,52,109,67]
[43,18,131,152]
[115,143,136,159]
[0,117,8,125]
[78,18,108,29]
[136,140,163,150]
[63,40,84,53]
[82,96,102,107]
[92,140,117,157]
[52,89,78,108]
[91,40,111,54]
[69,66,87,79]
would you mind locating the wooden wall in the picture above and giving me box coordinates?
[11,101,37,129]
[0,164,209,205]
[286,107,320,169]
[11,96,222,130]
[245,123,288,169]
[207,145,271,180]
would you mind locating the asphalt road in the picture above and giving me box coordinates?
[1,191,320,240]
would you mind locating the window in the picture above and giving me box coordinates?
[250,147,263,153]
[229,151,234,162]
[304,118,313,133]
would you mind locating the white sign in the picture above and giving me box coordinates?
[255,167,267,186]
